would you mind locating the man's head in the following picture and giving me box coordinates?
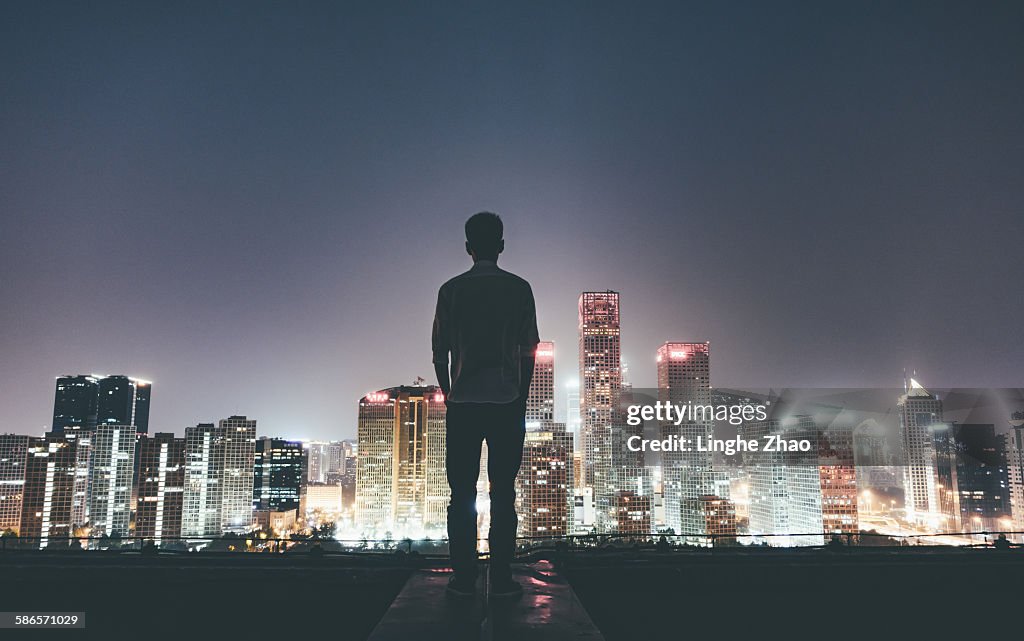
[465,212,504,262]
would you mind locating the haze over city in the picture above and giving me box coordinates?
[3,2,1023,440]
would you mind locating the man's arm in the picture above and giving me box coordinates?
[431,287,451,398]
[517,283,541,406]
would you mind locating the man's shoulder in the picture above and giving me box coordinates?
[439,266,532,293]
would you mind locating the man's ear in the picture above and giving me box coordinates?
[497,239,505,255]
[466,241,473,257]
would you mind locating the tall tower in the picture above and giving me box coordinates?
[136,433,186,543]
[898,378,942,526]
[87,423,137,541]
[355,385,448,538]
[656,342,715,536]
[52,375,100,434]
[97,375,151,434]
[217,416,257,534]
[578,291,621,531]
[253,438,305,512]
[180,417,257,537]
[182,423,221,537]
[527,342,555,424]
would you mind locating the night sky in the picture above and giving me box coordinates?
[2,2,1022,440]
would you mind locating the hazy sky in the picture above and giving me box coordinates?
[2,2,1022,440]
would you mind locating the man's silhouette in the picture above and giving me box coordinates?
[432,212,539,599]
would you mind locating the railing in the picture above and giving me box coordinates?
[1,530,1021,557]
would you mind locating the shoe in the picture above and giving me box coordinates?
[489,577,523,599]
[446,575,476,598]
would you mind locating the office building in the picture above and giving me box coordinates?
[87,423,137,541]
[657,341,714,537]
[527,342,555,424]
[136,433,186,542]
[517,423,573,539]
[355,385,448,537]
[253,438,305,512]
[181,417,257,537]
[744,417,824,547]
[933,422,1011,532]
[0,435,30,534]
[578,291,622,531]
[21,435,76,548]
[899,379,942,526]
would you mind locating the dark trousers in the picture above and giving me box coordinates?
[445,401,526,581]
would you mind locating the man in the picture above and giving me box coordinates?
[432,212,540,599]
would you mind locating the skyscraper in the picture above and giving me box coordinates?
[744,417,823,547]
[355,385,448,538]
[253,438,305,512]
[517,426,573,539]
[657,342,715,537]
[527,342,555,424]
[21,435,76,548]
[87,423,137,541]
[96,375,151,434]
[578,291,621,532]
[52,375,100,434]
[518,340,573,539]
[182,423,221,537]
[933,423,1011,532]
[818,427,859,536]
[181,417,257,538]
[0,434,30,534]
[217,416,257,534]
[899,378,942,526]
[136,432,186,543]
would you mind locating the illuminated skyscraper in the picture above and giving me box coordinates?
[898,379,942,526]
[136,433,186,543]
[87,423,137,540]
[21,435,76,548]
[744,417,823,547]
[818,427,859,536]
[527,342,555,424]
[182,423,220,537]
[355,385,448,537]
[657,342,715,537]
[578,291,621,531]
[217,416,257,534]
[517,423,574,540]
[181,417,257,537]
[253,438,305,512]
[0,434,30,534]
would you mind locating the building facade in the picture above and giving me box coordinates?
[578,291,622,532]
[136,432,186,542]
[87,423,137,541]
[253,438,305,512]
[899,379,942,525]
[21,435,76,548]
[355,386,448,538]
[0,434,30,534]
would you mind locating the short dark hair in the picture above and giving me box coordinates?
[465,212,503,257]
